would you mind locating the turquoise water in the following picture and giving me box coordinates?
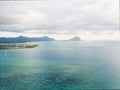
[0,41,120,90]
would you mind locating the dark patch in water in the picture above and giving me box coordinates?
[0,72,78,90]
[0,72,108,90]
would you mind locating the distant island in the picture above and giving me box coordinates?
[0,44,38,49]
[0,36,82,43]
[69,36,81,41]
[0,36,55,43]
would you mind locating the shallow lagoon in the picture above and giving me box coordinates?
[0,41,120,90]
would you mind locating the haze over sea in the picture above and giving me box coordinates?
[0,41,120,90]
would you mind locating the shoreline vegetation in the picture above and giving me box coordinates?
[0,43,38,49]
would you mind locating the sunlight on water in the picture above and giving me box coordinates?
[0,41,120,90]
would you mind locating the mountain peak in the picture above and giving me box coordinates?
[17,35,27,38]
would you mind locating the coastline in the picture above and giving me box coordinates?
[0,43,38,49]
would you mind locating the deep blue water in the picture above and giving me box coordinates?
[0,41,120,90]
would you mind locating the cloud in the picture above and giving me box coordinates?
[0,0,119,40]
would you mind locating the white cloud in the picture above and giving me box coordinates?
[0,0,119,40]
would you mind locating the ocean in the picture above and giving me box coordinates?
[0,41,120,90]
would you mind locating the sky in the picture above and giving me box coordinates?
[0,0,119,40]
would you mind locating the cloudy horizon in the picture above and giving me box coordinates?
[0,0,119,40]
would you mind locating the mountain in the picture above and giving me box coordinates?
[69,36,81,41]
[0,36,55,43]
